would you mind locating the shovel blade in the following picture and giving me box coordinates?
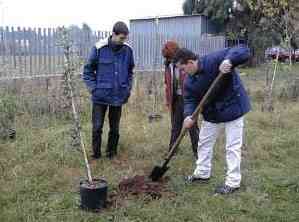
[149,165,169,182]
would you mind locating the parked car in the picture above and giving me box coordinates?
[265,47,299,62]
[294,49,299,61]
[281,49,299,62]
[265,46,288,61]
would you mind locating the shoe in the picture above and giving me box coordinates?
[106,151,117,159]
[91,154,101,160]
[214,184,239,195]
[193,153,198,160]
[184,175,210,184]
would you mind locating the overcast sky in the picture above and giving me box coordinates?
[0,0,184,31]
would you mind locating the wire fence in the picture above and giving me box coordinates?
[0,26,226,80]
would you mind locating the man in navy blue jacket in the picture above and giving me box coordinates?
[174,46,251,194]
[83,21,134,159]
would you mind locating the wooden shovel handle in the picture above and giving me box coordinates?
[190,72,225,120]
[163,72,225,166]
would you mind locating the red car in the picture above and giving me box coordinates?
[265,47,299,62]
[265,47,288,61]
[282,49,299,62]
[294,49,299,61]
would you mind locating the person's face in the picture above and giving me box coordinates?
[176,60,198,75]
[112,33,128,45]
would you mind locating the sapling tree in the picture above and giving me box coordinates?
[56,27,92,183]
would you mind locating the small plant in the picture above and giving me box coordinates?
[0,94,17,139]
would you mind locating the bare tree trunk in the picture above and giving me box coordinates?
[262,54,279,112]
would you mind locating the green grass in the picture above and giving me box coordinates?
[0,66,299,222]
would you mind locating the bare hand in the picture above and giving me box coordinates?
[183,116,195,129]
[219,59,232,74]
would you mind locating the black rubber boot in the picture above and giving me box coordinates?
[106,132,119,159]
[92,131,102,159]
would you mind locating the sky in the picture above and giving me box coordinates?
[0,0,184,31]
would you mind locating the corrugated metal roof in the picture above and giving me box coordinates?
[130,15,220,36]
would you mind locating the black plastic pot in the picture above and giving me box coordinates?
[80,178,108,211]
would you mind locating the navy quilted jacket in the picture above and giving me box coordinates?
[184,46,251,123]
[83,37,134,106]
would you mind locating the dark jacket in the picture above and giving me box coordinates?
[164,63,187,111]
[184,46,251,123]
[82,37,134,106]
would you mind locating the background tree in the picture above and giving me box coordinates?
[183,0,234,26]
[183,0,196,15]
[182,0,299,64]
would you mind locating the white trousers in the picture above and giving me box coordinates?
[193,117,244,188]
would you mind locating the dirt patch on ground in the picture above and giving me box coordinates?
[119,175,169,199]
[104,175,176,210]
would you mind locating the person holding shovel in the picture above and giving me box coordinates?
[162,41,199,158]
[82,21,134,159]
[173,46,251,195]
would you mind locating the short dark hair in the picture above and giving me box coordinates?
[173,48,198,64]
[113,21,129,35]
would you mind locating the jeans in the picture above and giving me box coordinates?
[92,103,122,158]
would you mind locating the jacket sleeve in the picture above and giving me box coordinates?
[82,46,98,93]
[163,67,169,108]
[128,49,135,90]
[224,45,251,67]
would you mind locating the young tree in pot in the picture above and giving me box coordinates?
[57,27,107,211]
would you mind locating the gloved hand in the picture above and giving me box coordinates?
[219,59,232,74]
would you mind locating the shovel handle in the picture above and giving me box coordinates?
[190,72,225,120]
[163,72,225,166]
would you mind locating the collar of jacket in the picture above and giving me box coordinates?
[192,58,203,76]
[95,36,132,50]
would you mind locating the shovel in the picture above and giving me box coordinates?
[149,72,225,181]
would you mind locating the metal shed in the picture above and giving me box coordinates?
[129,14,225,71]
[130,14,221,37]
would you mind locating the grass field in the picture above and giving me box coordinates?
[0,64,299,222]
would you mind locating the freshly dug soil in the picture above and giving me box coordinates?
[81,175,175,212]
[118,175,169,199]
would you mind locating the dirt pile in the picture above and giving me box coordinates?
[118,175,168,199]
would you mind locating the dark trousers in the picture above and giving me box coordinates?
[169,95,199,158]
[92,103,122,158]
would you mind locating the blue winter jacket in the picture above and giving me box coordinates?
[184,46,251,123]
[82,37,134,106]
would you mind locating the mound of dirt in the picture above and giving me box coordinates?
[118,175,168,199]
[84,175,175,212]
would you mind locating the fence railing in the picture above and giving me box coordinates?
[0,26,111,79]
[0,26,226,79]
